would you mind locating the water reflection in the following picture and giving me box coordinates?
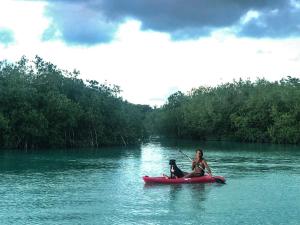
[188,184,208,209]
[154,137,300,153]
[0,139,299,225]
[168,184,183,201]
[143,182,210,214]
[0,146,142,175]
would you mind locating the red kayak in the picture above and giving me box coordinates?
[143,175,226,184]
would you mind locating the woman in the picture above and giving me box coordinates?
[184,149,212,178]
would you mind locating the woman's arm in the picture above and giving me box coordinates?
[192,160,196,170]
[203,160,212,175]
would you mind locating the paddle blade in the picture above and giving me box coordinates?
[213,176,226,184]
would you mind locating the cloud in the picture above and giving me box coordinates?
[41,0,300,45]
[238,3,300,38]
[0,28,14,45]
[42,1,118,45]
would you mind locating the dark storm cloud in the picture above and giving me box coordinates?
[0,28,14,45]
[41,0,300,45]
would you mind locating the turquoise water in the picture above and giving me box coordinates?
[0,140,299,225]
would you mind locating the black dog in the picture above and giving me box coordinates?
[169,159,185,178]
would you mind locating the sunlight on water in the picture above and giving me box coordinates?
[0,140,299,225]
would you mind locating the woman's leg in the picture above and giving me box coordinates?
[183,172,195,178]
[184,171,204,178]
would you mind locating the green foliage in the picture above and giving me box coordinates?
[152,77,300,144]
[0,56,150,149]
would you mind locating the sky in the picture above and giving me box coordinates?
[1,0,300,106]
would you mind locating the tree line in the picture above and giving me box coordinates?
[1,56,299,149]
[147,77,300,144]
[0,56,152,149]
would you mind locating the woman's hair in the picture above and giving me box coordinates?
[196,149,203,158]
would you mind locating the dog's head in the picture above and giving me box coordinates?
[169,159,176,166]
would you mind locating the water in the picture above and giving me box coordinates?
[0,140,299,225]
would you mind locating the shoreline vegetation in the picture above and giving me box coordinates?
[0,56,151,149]
[0,56,299,149]
[151,76,300,145]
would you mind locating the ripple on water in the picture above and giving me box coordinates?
[0,141,299,225]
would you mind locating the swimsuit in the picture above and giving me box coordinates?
[194,161,205,176]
